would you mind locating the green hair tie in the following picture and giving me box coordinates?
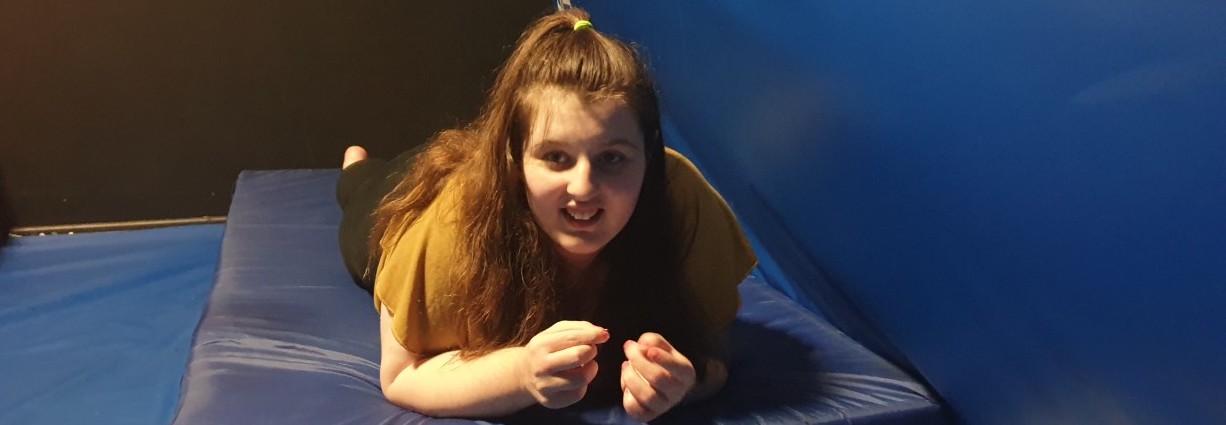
[573,20,594,31]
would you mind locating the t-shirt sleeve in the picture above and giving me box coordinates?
[372,190,464,355]
[666,149,758,333]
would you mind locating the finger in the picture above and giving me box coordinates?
[621,361,654,421]
[581,357,599,383]
[637,332,676,352]
[624,349,675,413]
[544,343,599,373]
[621,360,666,419]
[622,383,646,420]
[644,345,696,384]
[631,337,696,385]
[540,320,601,335]
[536,326,610,352]
[535,360,596,395]
[540,386,584,410]
[564,383,590,405]
[549,357,599,391]
[625,341,687,400]
[620,365,626,391]
[622,385,657,422]
[537,321,604,342]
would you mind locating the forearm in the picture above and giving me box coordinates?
[685,356,728,403]
[383,347,535,418]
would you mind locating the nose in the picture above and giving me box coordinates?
[566,158,598,201]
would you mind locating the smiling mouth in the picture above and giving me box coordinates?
[562,208,603,227]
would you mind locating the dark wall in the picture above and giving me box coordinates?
[0,0,547,227]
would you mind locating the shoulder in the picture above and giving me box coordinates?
[661,147,757,330]
[663,147,703,186]
[379,177,464,260]
[663,148,716,207]
[662,147,733,219]
[372,178,465,353]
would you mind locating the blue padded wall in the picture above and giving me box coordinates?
[578,1,1226,424]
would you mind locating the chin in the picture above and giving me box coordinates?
[561,244,602,257]
[556,239,608,258]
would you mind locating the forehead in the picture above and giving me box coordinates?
[525,89,643,148]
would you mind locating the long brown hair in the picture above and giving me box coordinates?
[369,9,711,379]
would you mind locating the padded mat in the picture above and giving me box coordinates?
[172,169,947,424]
[0,224,224,425]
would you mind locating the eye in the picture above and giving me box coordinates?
[540,151,571,166]
[599,151,627,165]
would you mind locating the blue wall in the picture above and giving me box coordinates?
[579,1,1226,424]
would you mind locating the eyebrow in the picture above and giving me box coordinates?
[603,138,642,150]
[534,138,642,151]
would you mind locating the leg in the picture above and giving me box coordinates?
[335,144,426,293]
[336,146,376,208]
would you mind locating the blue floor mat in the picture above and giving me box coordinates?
[0,224,223,425]
[173,170,947,425]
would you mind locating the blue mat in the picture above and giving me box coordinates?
[0,224,224,425]
[172,169,947,424]
[578,2,1226,424]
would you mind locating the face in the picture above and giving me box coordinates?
[521,92,646,269]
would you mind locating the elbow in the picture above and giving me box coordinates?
[379,361,416,410]
[382,384,456,419]
[381,376,428,414]
[687,357,729,403]
[380,367,450,417]
[380,379,399,405]
[706,358,728,395]
[380,371,406,408]
[382,389,416,413]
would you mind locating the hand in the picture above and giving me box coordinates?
[519,321,610,409]
[620,333,697,422]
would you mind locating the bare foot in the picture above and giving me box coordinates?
[343,146,368,169]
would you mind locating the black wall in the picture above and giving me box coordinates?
[0,0,547,227]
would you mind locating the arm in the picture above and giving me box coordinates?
[378,305,532,417]
[379,306,609,417]
[685,351,729,403]
[619,330,731,422]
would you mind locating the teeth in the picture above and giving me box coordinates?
[567,209,596,221]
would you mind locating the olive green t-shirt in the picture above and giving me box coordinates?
[373,148,757,354]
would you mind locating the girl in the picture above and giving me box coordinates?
[336,8,755,422]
